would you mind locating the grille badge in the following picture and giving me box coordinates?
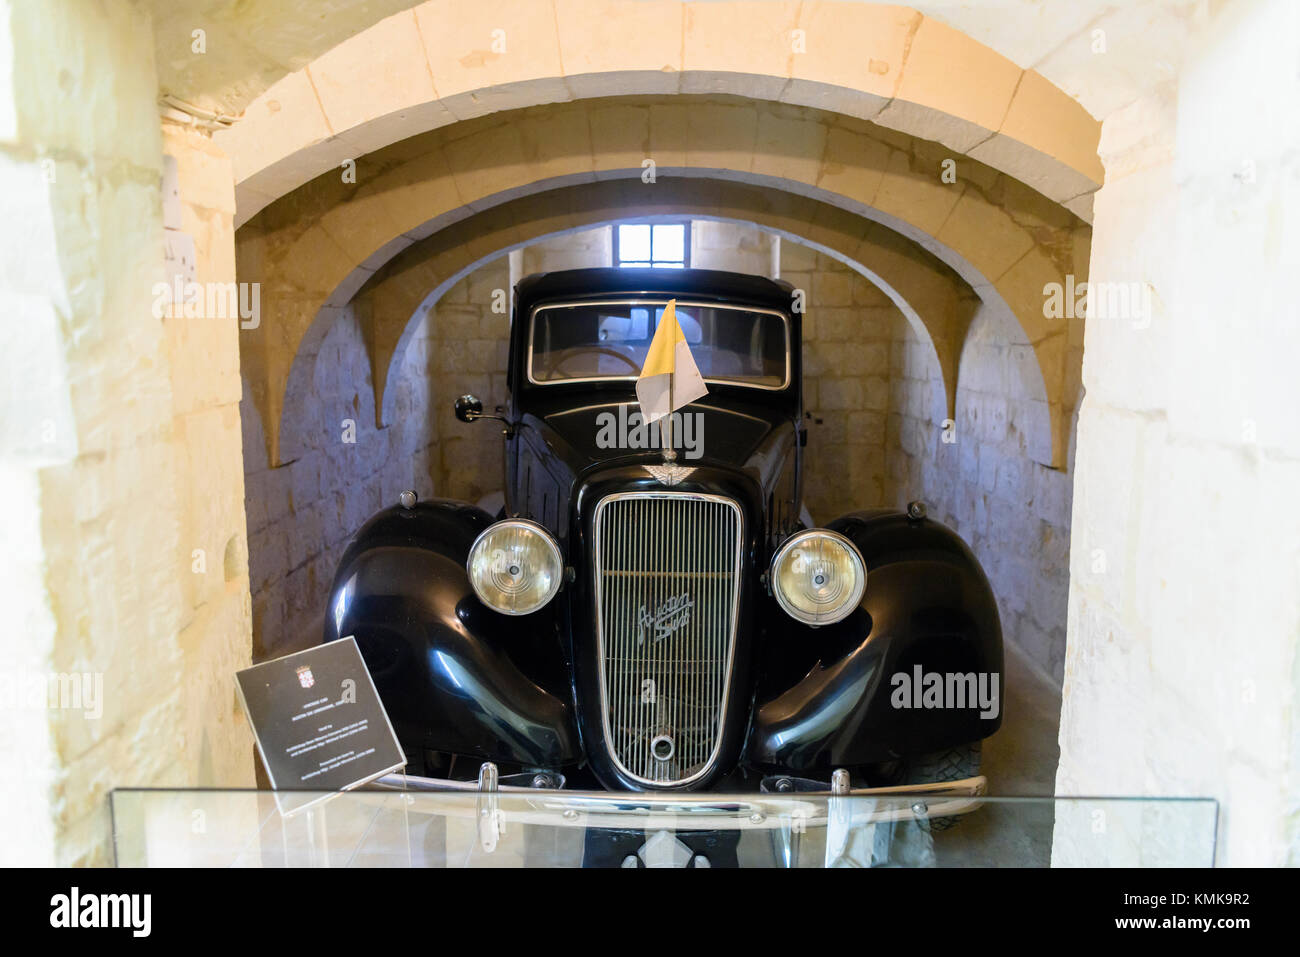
[637,592,695,645]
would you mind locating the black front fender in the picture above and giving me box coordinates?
[324,500,581,770]
[746,509,1004,771]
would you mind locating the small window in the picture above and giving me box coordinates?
[615,222,689,269]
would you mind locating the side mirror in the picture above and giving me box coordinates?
[454,394,514,437]
[454,394,484,423]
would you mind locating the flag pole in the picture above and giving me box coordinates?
[663,346,676,463]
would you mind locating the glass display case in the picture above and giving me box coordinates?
[110,773,1217,868]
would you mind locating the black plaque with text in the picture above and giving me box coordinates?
[235,637,405,806]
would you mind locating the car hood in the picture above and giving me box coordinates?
[535,399,783,473]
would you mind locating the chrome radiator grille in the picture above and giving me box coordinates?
[593,492,742,787]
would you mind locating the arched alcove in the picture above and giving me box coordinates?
[237,95,1087,471]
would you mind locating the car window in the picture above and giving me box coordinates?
[529,301,788,388]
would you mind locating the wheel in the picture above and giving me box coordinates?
[900,740,982,831]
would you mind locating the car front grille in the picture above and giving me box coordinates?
[593,491,742,787]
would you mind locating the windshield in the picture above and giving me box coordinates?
[528,300,789,388]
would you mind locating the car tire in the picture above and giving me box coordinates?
[900,740,982,831]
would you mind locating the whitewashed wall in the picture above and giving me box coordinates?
[1054,0,1300,866]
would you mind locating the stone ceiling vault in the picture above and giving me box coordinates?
[236,94,1088,471]
[212,0,1106,226]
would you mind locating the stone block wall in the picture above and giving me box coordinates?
[425,257,512,504]
[242,253,517,657]
[779,240,893,520]
[691,220,774,276]
[521,226,611,274]
[242,305,440,657]
[887,309,1075,686]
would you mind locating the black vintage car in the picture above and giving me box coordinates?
[324,267,1002,834]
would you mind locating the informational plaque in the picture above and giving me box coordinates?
[235,637,405,812]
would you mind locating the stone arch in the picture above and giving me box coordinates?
[215,0,1103,225]
[384,218,956,430]
[237,95,1087,469]
[351,181,975,449]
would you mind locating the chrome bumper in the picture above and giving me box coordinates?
[372,765,988,831]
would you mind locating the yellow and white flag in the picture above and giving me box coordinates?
[636,299,708,422]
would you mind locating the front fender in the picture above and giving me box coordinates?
[324,499,581,769]
[746,509,1003,771]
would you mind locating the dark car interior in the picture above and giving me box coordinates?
[530,300,787,386]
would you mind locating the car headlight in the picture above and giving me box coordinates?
[467,519,563,615]
[770,529,866,625]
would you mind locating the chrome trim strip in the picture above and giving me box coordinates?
[591,490,744,788]
[526,298,792,391]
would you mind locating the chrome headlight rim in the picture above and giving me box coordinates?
[770,528,867,626]
[467,518,564,616]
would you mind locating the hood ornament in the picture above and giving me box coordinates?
[644,463,694,486]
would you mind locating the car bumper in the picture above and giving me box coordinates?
[373,768,988,831]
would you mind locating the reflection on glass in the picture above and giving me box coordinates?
[110,786,1219,869]
[531,301,787,386]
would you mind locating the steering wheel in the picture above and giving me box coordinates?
[549,346,642,375]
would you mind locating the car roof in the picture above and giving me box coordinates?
[515,266,796,313]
